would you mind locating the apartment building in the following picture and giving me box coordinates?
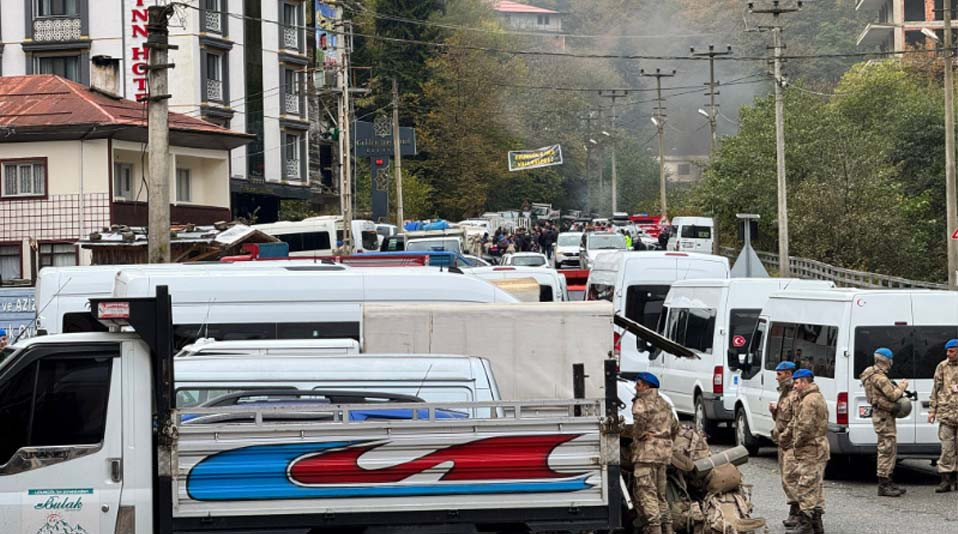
[0,0,311,222]
[857,0,958,51]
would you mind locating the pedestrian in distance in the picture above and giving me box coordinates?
[929,338,958,492]
[860,347,908,497]
[769,360,802,527]
[631,372,675,534]
[786,368,828,534]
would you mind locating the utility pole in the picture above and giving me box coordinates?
[392,78,404,226]
[598,90,629,214]
[579,110,598,212]
[691,45,733,154]
[640,68,676,218]
[944,4,958,288]
[145,5,176,264]
[338,13,353,252]
[748,1,801,277]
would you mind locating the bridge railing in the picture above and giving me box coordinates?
[719,247,948,290]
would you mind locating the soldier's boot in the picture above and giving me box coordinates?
[877,477,906,497]
[812,508,825,534]
[785,512,814,534]
[935,473,953,493]
[783,503,801,528]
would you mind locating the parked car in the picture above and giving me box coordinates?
[554,232,583,267]
[578,232,627,269]
[500,252,549,268]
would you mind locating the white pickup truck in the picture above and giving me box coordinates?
[0,289,622,534]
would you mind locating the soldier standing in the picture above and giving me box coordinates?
[769,360,801,527]
[631,372,675,534]
[860,347,907,497]
[787,368,828,534]
[929,338,958,492]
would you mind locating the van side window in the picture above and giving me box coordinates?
[853,325,956,379]
[587,283,614,302]
[625,285,670,330]
[0,355,112,465]
[665,307,717,353]
[174,322,362,349]
[740,319,766,378]
[275,232,331,253]
[765,321,838,378]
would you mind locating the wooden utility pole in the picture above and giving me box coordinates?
[146,5,176,264]
[598,90,628,214]
[691,45,733,154]
[640,68,676,218]
[392,78,404,226]
[748,1,801,277]
[944,5,958,288]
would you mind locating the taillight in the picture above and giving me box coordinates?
[712,366,724,395]
[837,392,848,425]
[613,331,622,358]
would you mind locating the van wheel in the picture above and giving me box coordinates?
[735,408,760,456]
[694,394,717,437]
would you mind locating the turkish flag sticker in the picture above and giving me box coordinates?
[732,335,747,348]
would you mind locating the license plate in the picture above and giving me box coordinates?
[859,405,872,418]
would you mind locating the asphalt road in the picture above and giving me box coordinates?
[709,430,958,533]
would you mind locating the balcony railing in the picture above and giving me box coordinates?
[285,158,301,180]
[283,93,300,115]
[282,26,299,50]
[204,10,222,33]
[205,79,223,102]
[33,17,82,42]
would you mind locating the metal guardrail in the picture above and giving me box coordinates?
[719,246,948,290]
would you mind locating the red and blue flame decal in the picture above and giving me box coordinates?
[186,434,593,501]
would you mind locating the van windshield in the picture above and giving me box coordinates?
[853,325,958,379]
[361,231,379,250]
[680,225,712,239]
[625,285,671,330]
[588,234,626,250]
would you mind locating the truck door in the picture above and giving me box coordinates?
[0,344,123,534]
[736,319,771,436]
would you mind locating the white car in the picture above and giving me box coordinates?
[500,252,549,268]
[463,254,491,267]
[554,232,583,267]
[578,232,627,269]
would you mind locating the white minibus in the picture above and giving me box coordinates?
[733,289,954,458]
[465,266,569,302]
[666,216,715,254]
[254,217,380,255]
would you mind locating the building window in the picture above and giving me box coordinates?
[2,160,46,198]
[176,168,192,202]
[283,132,302,181]
[113,162,134,201]
[201,0,224,34]
[205,51,224,103]
[934,1,958,21]
[537,15,550,25]
[280,1,302,51]
[0,245,20,280]
[677,163,691,176]
[35,55,80,82]
[36,0,79,17]
[282,66,302,115]
[39,243,77,269]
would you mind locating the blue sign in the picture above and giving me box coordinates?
[1,287,36,342]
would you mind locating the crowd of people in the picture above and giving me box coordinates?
[481,222,560,259]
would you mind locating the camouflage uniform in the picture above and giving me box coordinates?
[861,361,905,478]
[930,359,958,474]
[788,383,829,514]
[632,390,675,530]
[772,378,800,504]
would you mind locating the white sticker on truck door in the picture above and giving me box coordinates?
[22,488,98,534]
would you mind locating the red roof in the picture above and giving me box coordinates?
[0,75,240,137]
[493,1,559,15]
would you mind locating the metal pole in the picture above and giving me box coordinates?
[640,69,675,218]
[146,6,175,264]
[772,25,790,277]
[610,101,618,214]
[392,79,404,226]
[945,5,957,288]
[338,12,353,252]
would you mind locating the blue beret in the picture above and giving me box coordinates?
[946,339,958,349]
[793,369,814,380]
[775,361,796,372]
[874,347,893,360]
[636,372,660,388]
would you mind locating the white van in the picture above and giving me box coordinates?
[177,338,361,358]
[649,278,834,435]
[253,217,380,255]
[733,289,955,458]
[113,268,518,348]
[667,216,715,254]
[174,353,501,411]
[586,251,730,374]
[465,266,569,302]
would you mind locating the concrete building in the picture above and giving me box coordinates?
[0,0,312,222]
[493,1,565,48]
[0,74,251,281]
[857,0,958,51]
[662,155,708,185]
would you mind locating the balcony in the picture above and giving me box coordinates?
[282,26,299,50]
[856,22,895,47]
[33,17,82,42]
[204,10,222,33]
[283,93,300,115]
[205,79,223,102]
